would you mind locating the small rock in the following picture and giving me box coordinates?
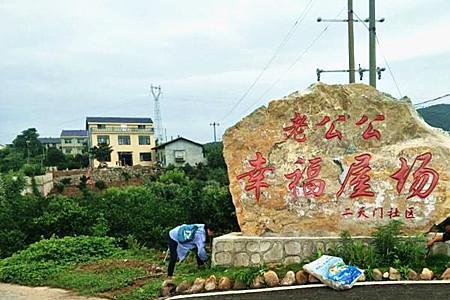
[218,277,233,290]
[358,272,366,282]
[407,269,419,280]
[308,274,320,283]
[420,268,434,280]
[383,272,389,279]
[440,267,450,280]
[263,270,279,287]
[389,267,401,281]
[372,268,383,281]
[233,279,247,290]
[204,275,217,291]
[159,280,176,297]
[189,278,205,294]
[155,266,163,273]
[175,280,192,294]
[251,275,265,289]
[280,271,296,286]
[295,270,308,285]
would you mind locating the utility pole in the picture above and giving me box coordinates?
[316,1,384,85]
[26,140,30,164]
[210,122,220,142]
[348,0,355,83]
[369,0,377,87]
[151,85,164,144]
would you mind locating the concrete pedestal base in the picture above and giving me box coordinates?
[212,232,370,267]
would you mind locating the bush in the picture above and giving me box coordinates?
[327,221,428,271]
[78,175,88,190]
[328,231,376,270]
[33,195,92,238]
[21,163,45,177]
[54,182,65,193]
[0,236,121,285]
[95,180,107,190]
[60,178,72,185]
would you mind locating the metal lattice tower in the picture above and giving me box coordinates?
[151,84,164,143]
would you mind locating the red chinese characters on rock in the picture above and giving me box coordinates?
[336,153,375,199]
[342,206,416,220]
[355,114,385,140]
[316,115,346,140]
[283,112,308,142]
[236,152,274,203]
[284,157,325,198]
[390,152,439,199]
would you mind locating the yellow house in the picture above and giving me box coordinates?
[86,117,156,167]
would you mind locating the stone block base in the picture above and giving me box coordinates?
[212,232,370,267]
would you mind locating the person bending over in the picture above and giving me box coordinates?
[167,223,213,277]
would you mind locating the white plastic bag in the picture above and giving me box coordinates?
[303,255,363,290]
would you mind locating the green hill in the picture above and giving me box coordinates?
[417,104,450,131]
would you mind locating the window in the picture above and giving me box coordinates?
[97,124,106,129]
[64,139,72,144]
[174,150,186,162]
[140,152,152,161]
[97,135,110,145]
[138,125,146,129]
[139,135,151,145]
[77,138,84,144]
[118,135,131,145]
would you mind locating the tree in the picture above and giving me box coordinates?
[89,144,113,168]
[45,148,65,167]
[12,128,43,158]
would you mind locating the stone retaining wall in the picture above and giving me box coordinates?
[211,233,367,267]
[212,232,449,267]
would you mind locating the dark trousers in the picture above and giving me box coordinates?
[167,235,204,276]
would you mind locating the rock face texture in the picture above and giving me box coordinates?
[223,83,450,236]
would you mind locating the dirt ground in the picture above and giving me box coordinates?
[0,283,108,300]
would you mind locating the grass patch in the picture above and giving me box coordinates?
[46,267,145,296]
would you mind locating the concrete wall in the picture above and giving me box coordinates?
[161,139,206,167]
[23,173,53,196]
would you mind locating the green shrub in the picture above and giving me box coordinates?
[371,220,404,266]
[328,231,376,269]
[95,180,107,190]
[60,178,72,185]
[54,182,65,193]
[0,236,120,285]
[33,195,92,237]
[21,163,45,177]
[78,175,88,190]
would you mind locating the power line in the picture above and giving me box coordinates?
[220,0,315,121]
[352,10,402,98]
[239,6,347,118]
[414,94,450,107]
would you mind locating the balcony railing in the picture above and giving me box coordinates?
[90,127,154,133]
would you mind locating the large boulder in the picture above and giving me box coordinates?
[223,83,450,236]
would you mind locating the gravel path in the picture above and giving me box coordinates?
[0,283,107,300]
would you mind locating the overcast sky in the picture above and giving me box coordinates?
[1,0,449,144]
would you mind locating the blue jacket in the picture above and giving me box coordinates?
[169,224,208,262]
